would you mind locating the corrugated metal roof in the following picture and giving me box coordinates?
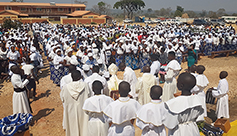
[0,2,86,8]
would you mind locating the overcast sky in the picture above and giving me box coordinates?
[3,0,237,12]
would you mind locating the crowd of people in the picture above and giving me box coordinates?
[0,22,233,136]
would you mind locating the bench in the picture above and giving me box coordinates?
[211,50,237,59]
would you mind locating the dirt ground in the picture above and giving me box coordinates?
[0,53,237,136]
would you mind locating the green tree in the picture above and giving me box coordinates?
[147,8,152,13]
[11,0,23,2]
[91,1,111,15]
[113,0,145,19]
[216,8,226,17]
[185,10,197,18]
[199,10,207,17]
[74,0,88,6]
[208,11,218,18]
[174,6,184,17]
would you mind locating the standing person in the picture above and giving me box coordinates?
[150,54,160,83]
[84,65,109,96]
[174,41,184,64]
[162,51,181,102]
[7,45,20,76]
[139,43,150,72]
[11,65,32,114]
[212,71,229,119]
[53,49,65,85]
[204,34,213,56]
[60,70,92,136]
[119,62,138,99]
[103,81,141,136]
[22,58,39,100]
[163,73,204,136]
[136,85,166,136]
[82,80,114,136]
[184,44,196,71]
[159,47,169,84]
[136,66,158,105]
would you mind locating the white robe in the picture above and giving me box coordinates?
[163,95,204,136]
[103,97,141,136]
[84,73,109,96]
[191,74,209,118]
[136,100,166,136]
[162,60,181,102]
[123,67,138,98]
[60,73,73,90]
[11,74,31,114]
[212,78,229,118]
[60,81,92,136]
[136,73,157,105]
[82,95,114,136]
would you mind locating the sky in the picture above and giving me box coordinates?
[2,0,237,13]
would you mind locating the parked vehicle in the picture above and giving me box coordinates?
[210,19,225,26]
[153,19,161,23]
[221,16,237,24]
[193,19,211,26]
[123,18,133,23]
[144,19,153,24]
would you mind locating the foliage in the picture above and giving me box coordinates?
[216,8,226,17]
[2,18,22,29]
[174,6,184,17]
[91,22,97,24]
[185,10,197,18]
[91,1,111,15]
[11,0,23,2]
[154,7,172,17]
[147,8,152,13]
[208,11,218,18]
[113,0,145,19]
[74,0,88,5]
[199,10,207,17]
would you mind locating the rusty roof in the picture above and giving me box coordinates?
[66,11,91,17]
[0,2,86,8]
[0,10,28,16]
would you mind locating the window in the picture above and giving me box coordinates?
[88,16,93,18]
[36,8,42,11]
[58,8,63,11]
[29,8,32,12]
[76,8,81,11]
[5,6,12,10]
[21,8,27,11]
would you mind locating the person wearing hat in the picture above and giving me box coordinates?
[7,45,20,76]
[139,42,151,72]
[97,59,107,76]
[52,49,65,85]
[82,64,92,79]
[85,53,97,69]
[64,48,77,75]
[174,41,185,64]
[203,34,213,56]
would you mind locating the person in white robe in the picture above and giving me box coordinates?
[136,85,166,136]
[60,70,92,136]
[150,54,161,83]
[212,71,229,119]
[84,65,109,96]
[136,66,158,105]
[119,62,138,99]
[107,63,121,95]
[103,81,141,136]
[162,51,181,102]
[163,73,204,136]
[82,80,114,136]
[191,65,209,119]
[60,65,77,89]
[11,65,31,114]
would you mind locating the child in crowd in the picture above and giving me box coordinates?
[103,81,141,136]
[136,85,166,136]
[163,73,204,136]
[212,71,229,119]
[83,80,114,136]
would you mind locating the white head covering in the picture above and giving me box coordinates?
[97,59,103,64]
[103,72,110,78]
[88,53,93,57]
[83,64,90,71]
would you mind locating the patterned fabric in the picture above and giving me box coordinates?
[52,67,64,85]
[204,43,212,56]
[176,56,183,64]
[50,64,55,80]
[139,55,150,72]
[125,55,132,68]
[115,55,124,67]
[216,44,223,51]
[0,113,32,136]
[230,44,236,50]
[64,66,69,75]
[132,55,139,70]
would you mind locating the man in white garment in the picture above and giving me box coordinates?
[103,81,141,136]
[136,66,158,105]
[150,54,161,83]
[84,65,109,96]
[162,51,181,102]
[82,80,114,136]
[60,70,92,136]
[119,62,138,99]
[212,71,229,119]
[163,73,204,136]
[136,85,166,136]
[11,65,32,114]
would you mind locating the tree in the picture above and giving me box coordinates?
[208,11,218,18]
[74,0,88,5]
[174,6,184,17]
[11,0,23,2]
[185,10,197,18]
[147,8,152,13]
[216,8,226,17]
[157,7,172,17]
[113,0,145,19]
[91,1,111,15]
[199,10,207,17]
